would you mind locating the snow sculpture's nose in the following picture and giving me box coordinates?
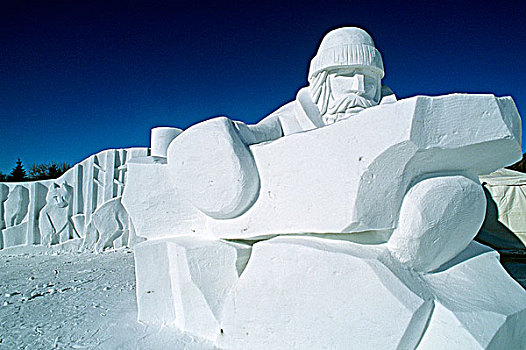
[349,73,365,94]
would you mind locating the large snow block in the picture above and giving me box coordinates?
[167,117,260,220]
[387,175,486,272]
[203,94,521,239]
[2,222,28,248]
[217,236,434,349]
[125,94,521,241]
[216,237,526,349]
[420,242,526,349]
[122,160,206,239]
[134,237,251,340]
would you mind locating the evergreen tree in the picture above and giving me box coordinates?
[28,163,48,179]
[47,163,61,179]
[8,158,27,182]
[28,161,71,180]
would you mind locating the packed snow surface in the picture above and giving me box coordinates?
[0,247,523,349]
[0,248,216,349]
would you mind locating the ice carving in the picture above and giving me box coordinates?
[0,25,522,349]
[166,27,394,220]
[126,26,526,348]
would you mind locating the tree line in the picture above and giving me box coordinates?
[0,158,71,182]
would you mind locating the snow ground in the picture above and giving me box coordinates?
[0,248,524,349]
[0,249,216,349]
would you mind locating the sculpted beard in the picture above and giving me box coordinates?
[324,93,376,124]
[311,71,379,125]
[327,93,376,115]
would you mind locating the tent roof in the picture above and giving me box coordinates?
[480,168,526,186]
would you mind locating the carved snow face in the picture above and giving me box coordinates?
[46,183,71,209]
[312,66,383,125]
[328,67,381,112]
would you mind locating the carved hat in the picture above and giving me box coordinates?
[308,27,384,81]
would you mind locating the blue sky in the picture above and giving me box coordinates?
[1,0,525,174]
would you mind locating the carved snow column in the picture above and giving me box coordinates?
[93,156,105,208]
[151,127,182,157]
[72,164,83,216]
[69,164,85,237]
[103,150,116,202]
[84,155,99,227]
[0,184,8,231]
[26,182,47,245]
[115,150,126,197]
[62,182,74,242]
[0,184,8,249]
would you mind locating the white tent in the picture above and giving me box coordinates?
[478,168,526,250]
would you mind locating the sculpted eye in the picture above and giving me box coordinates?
[333,69,355,78]
[365,76,377,86]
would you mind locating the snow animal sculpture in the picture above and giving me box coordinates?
[124,27,526,348]
[82,197,137,253]
[4,185,29,227]
[39,182,75,246]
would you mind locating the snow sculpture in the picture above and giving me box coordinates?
[135,236,250,339]
[39,182,75,246]
[0,147,148,252]
[0,182,48,249]
[0,184,8,248]
[82,197,140,252]
[2,185,30,248]
[0,184,8,231]
[216,237,526,349]
[151,127,182,157]
[26,182,48,246]
[387,175,486,272]
[127,94,519,241]
[168,117,261,219]
[4,185,29,227]
[166,27,396,220]
[126,26,526,348]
